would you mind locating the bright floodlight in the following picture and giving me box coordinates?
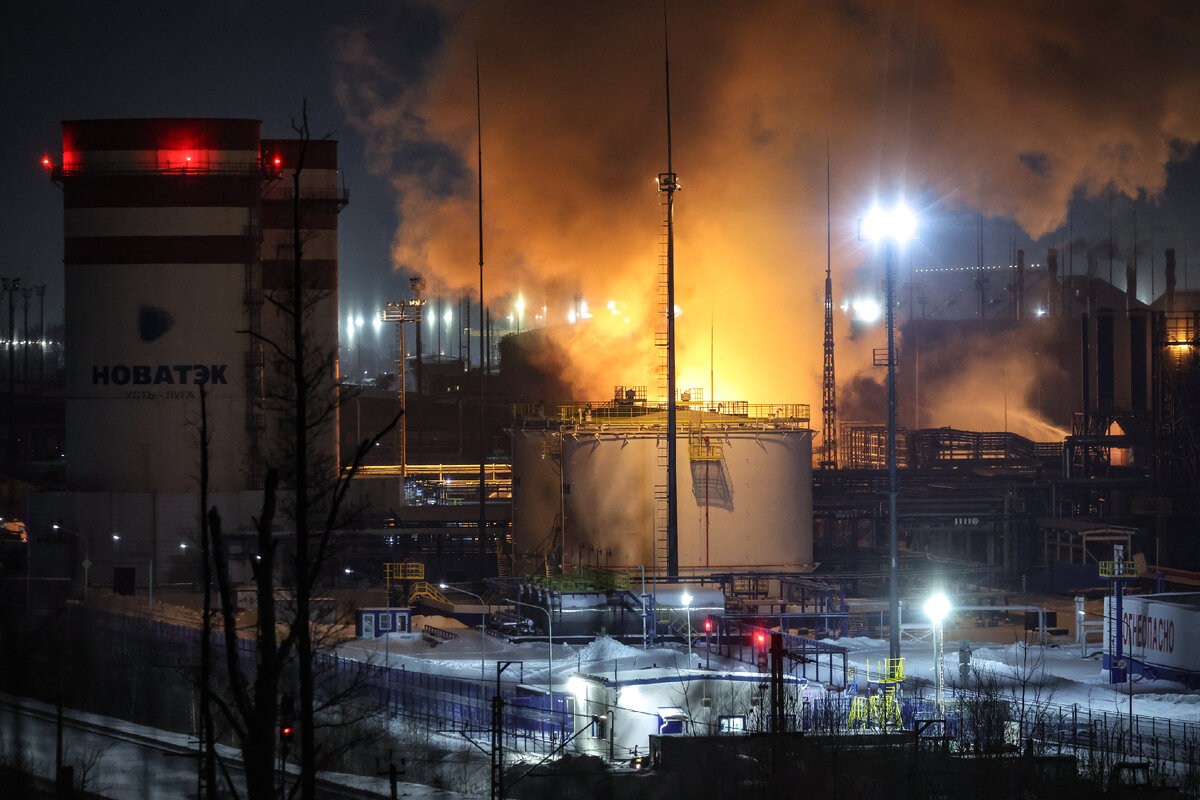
[924,592,951,624]
[853,298,882,323]
[681,592,692,608]
[862,203,919,243]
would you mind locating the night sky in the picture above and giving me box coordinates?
[0,1,436,336]
[4,1,1200,414]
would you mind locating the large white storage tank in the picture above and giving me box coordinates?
[511,404,813,574]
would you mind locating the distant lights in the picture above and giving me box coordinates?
[913,263,1042,273]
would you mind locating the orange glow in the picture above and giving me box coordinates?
[340,2,1157,438]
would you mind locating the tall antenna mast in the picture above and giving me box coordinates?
[476,53,491,563]
[821,143,837,469]
[658,1,680,578]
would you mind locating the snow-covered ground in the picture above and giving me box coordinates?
[832,633,1200,724]
[338,622,1200,728]
[10,610,1200,798]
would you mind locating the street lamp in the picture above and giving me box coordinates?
[507,598,553,696]
[52,524,90,602]
[681,591,693,667]
[924,591,951,725]
[862,200,918,662]
[441,582,489,677]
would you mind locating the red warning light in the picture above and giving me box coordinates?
[274,157,281,166]
[703,617,713,633]
[280,725,293,740]
[42,157,50,166]
[755,632,766,646]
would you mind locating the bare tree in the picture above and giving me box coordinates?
[196,105,400,800]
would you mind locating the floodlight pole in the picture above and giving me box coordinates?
[886,238,901,662]
[682,592,693,666]
[924,593,950,734]
[443,582,489,677]
[382,289,426,496]
[508,599,553,696]
[932,614,944,722]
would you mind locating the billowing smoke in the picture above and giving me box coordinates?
[334,1,1200,422]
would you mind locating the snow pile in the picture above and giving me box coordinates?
[820,636,882,652]
[575,635,642,662]
[412,614,468,630]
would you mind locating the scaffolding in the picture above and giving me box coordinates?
[846,658,905,730]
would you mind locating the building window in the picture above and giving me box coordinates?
[718,715,745,733]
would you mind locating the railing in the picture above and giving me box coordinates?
[421,624,459,642]
[532,567,631,593]
[551,401,812,428]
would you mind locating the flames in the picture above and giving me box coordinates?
[334,1,1200,435]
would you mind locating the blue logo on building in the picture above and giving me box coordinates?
[138,305,174,342]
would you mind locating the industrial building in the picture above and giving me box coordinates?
[33,118,345,588]
[816,249,1200,599]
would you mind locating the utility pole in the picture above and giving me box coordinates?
[492,661,514,800]
[476,54,490,567]
[36,285,45,387]
[21,286,30,393]
[3,277,18,461]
